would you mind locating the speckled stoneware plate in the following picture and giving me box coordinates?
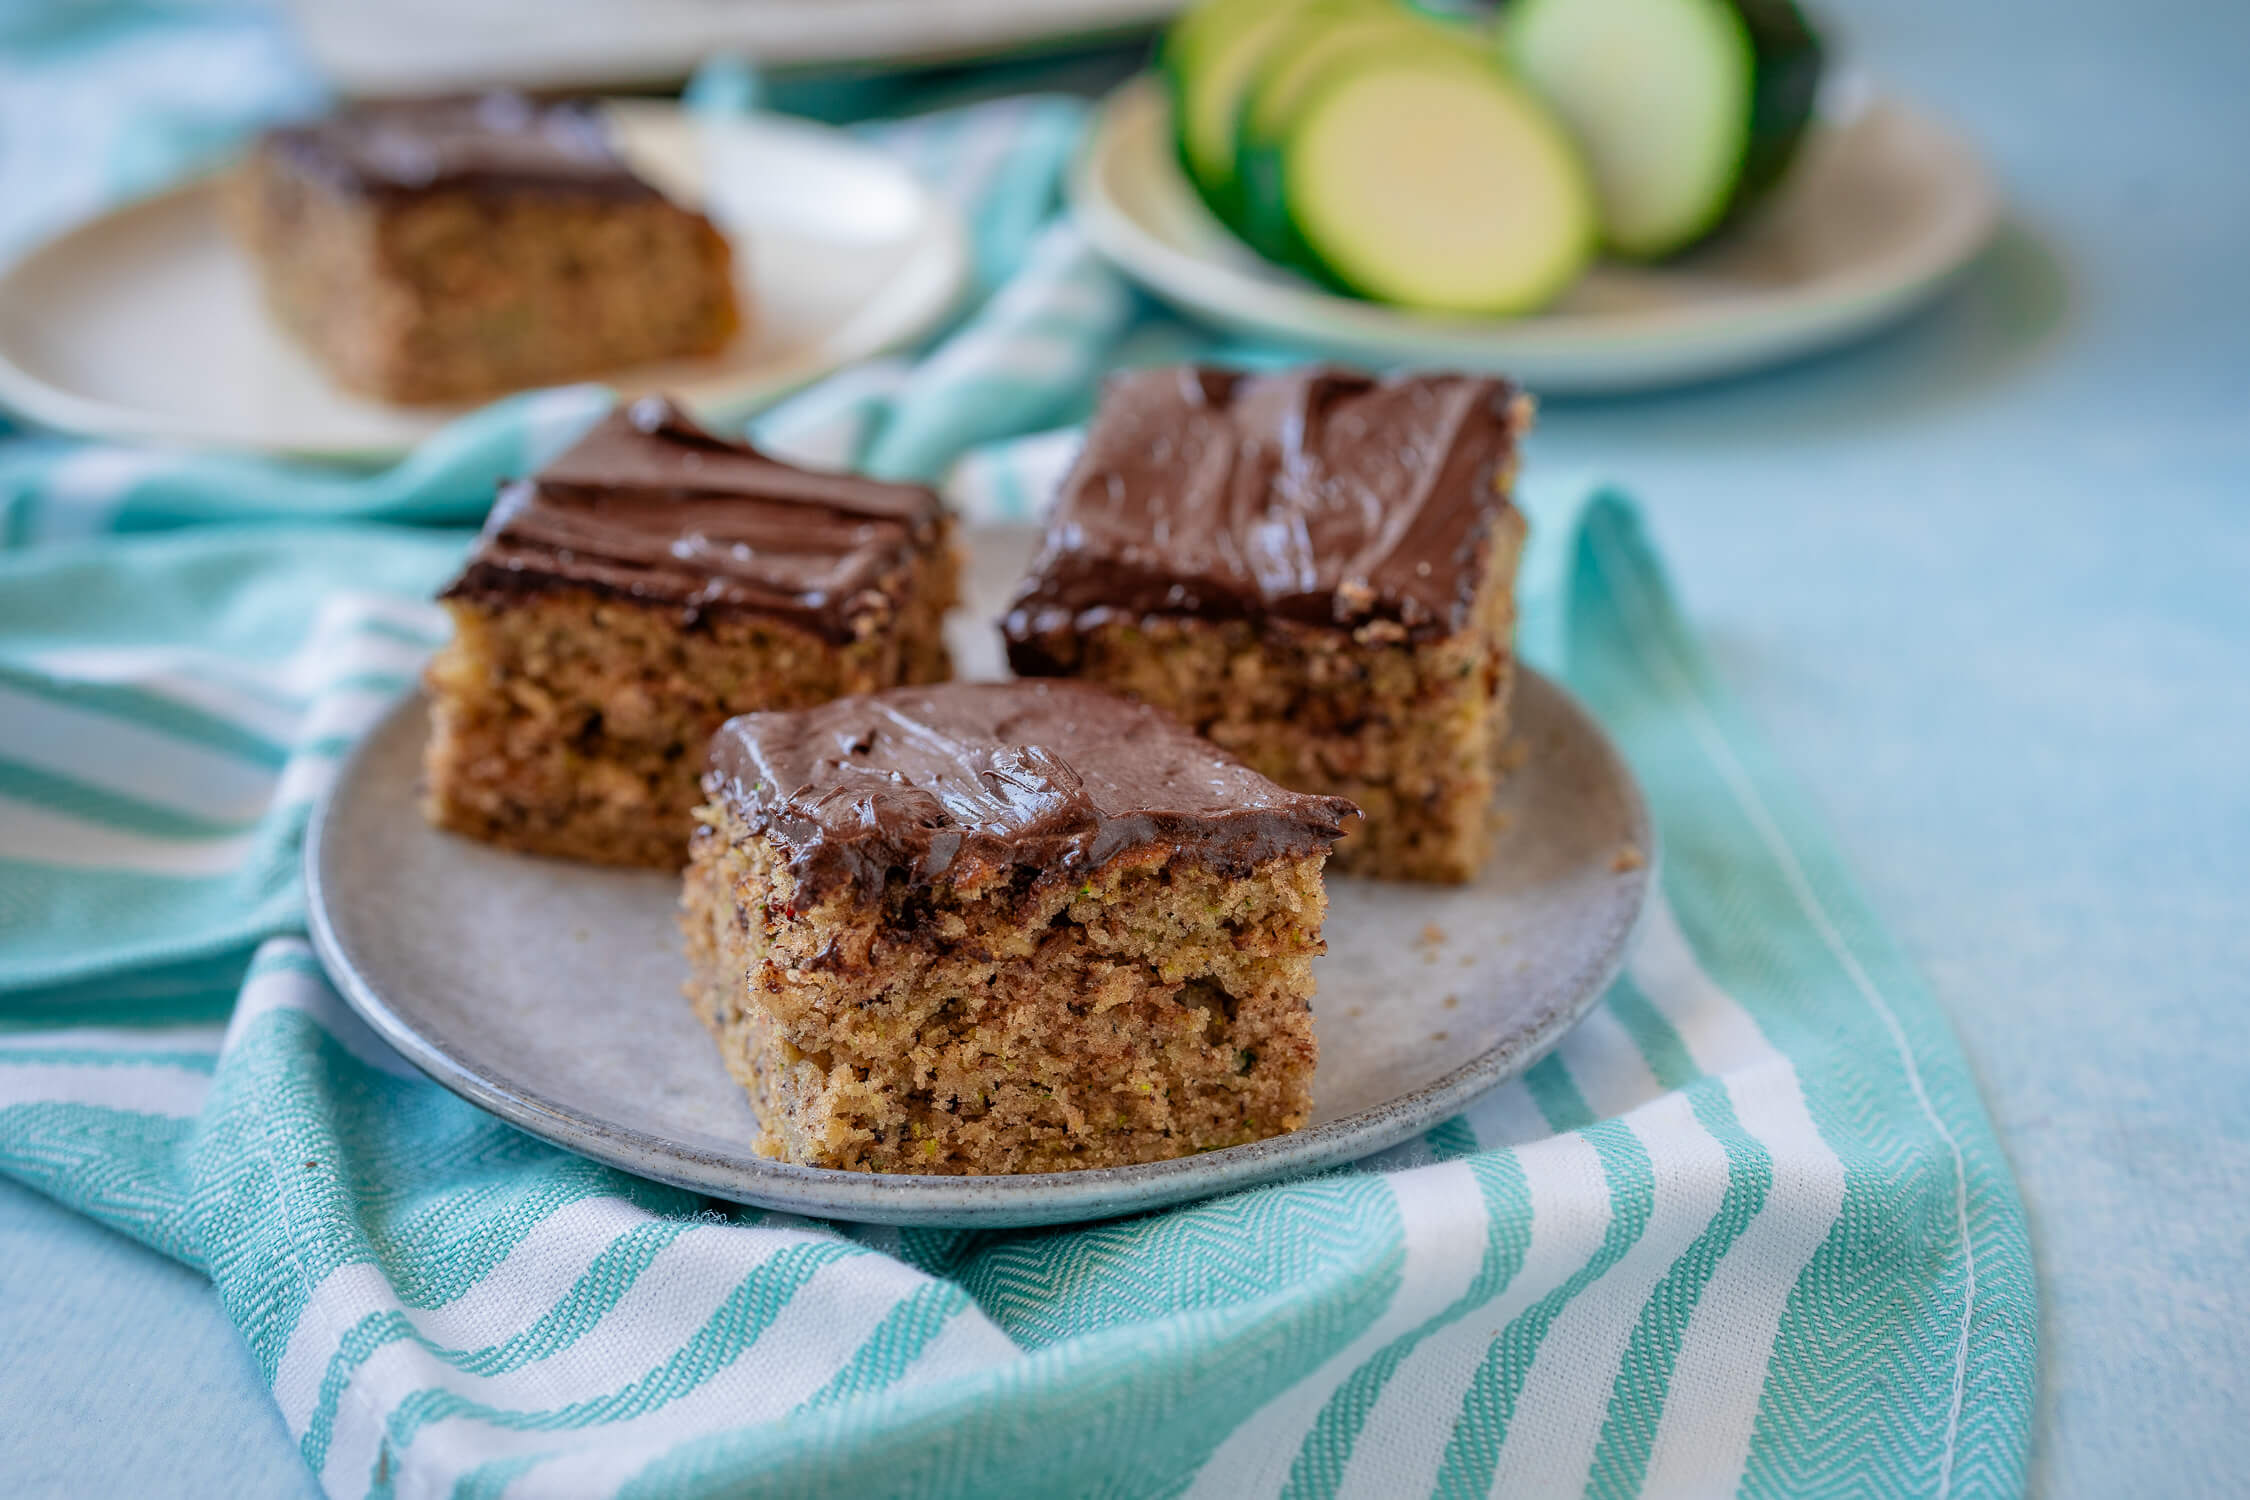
[306,532,1651,1227]
[0,102,967,462]
[1070,76,2000,393]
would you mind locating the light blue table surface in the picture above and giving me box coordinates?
[4,0,2245,1494]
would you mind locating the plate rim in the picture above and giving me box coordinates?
[304,667,1654,1228]
[290,0,1183,97]
[1066,74,2002,389]
[0,101,970,463]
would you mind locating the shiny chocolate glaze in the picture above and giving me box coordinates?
[1003,365,1526,667]
[706,680,1357,904]
[263,93,657,201]
[440,396,944,642]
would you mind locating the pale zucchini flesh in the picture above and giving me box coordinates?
[1224,6,1449,260]
[1507,0,1822,258]
[1233,5,1473,262]
[1282,51,1596,313]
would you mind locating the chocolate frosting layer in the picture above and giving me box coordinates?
[264,94,657,201]
[442,396,945,641]
[1004,366,1525,656]
[707,680,1357,902]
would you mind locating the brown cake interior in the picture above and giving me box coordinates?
[1004,366,1530,882]
[425,573,952,867]
[678,680,1352,1174]
[422,398,957,867]
[682,808,1329,1174]
[1016,508,1524,882]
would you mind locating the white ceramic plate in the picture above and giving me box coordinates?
[0,102,968,462]
[305,529,1652,1228]
[1069,76,2002,392]
[289,0,1181,97]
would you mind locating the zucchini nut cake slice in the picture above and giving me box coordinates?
[1005,364,1530,882]
[681,679,1355,1175]
[225,93,740,403]
[423,396,956,868]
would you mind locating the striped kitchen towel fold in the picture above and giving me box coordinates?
[0,485,2035,1498]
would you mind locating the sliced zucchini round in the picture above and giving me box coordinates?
[1232,3,1474,263]
[1162,0,1325,226]
[1734,0,1826,209]
[1506,0,1822,259]
[1281,47,1596,314]
[1244,0,1432,147]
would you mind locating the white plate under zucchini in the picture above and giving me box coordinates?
[1070,70,2000,391]
[1160,0,1830,312]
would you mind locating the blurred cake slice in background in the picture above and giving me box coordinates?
[224,93,741,404]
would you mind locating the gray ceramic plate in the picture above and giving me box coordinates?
[306,537,1651,1227]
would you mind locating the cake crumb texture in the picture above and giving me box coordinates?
[1003,366,1531,883]
[420,398,957,868]
[423,576,951,867]
[224,97,739,403]
[682,806,1327,1174]
[1013,506,1524,881]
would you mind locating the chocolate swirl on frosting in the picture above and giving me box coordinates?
[442,397,944,641]
[1003,365,1525,653]
[707,680,1358,904]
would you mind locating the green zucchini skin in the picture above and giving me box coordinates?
[1230,4,1465,264]
[1161,0,1324,232]
[1730,0,1824,222]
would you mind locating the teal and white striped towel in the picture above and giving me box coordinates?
[0,490,2036,1497]
[0,52,2034,1500]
